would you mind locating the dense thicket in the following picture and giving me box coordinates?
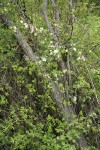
[0,0,100,149]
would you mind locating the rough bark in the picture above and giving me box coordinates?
[41,0,58,44]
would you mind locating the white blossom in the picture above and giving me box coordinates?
[77,56,85,61]
[74,96,77,102]
[89,50,92,53]
[50,51,53,55]
[54,23,58,27]
[42,58,46,62]
[87,124,90,128]
[92,112,96,116]
[13,26,17,33]
[4,8,7,11]
[54,74,58,78]
[59,46,62,48]
[78,52,82,55]
[63,69,67,74]
[30,25,34,33]
[20,20,23,24]
[73,43,76,46]
[24,23,28,28]
[41,41,45,44]
[34,33,37,36]
[50,33,53,36]
[44,73,50,79]
[77,57,81,60]
[73,47,76,51]
[40,27,43,30]
[39,27,43,32]
[35,27,38,31]
[57,54,60,59]
[54,49,59,55]
[71,43,76,46]
[81,56,85,61]
[38,61,42,65]
[50,41,53,44]
[66,49,68,52]
[49,45,55,48]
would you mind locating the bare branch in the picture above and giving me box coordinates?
[51,0,59,22]
[41,0,54,33]
[41,0,58,42]
[51,0,60,41]
[86,66,99,104]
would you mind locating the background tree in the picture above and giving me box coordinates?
[0,0,100,149]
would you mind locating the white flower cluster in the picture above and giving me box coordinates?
[20,19,34,34]
[24,23,28,28]
[62,69,67,74]
[73,47,76,51]
[50,50,53,55]
[54,49,59,55]
[49,45,55,48]
[29,25,34,33]
[77,56,85,61]
[20,20,28,29]
[66,49,68,52]
[87,124,90,128]
[34,27,44,34]
[33,27,44,35]
[71,43,76,46]
[89,112,96,117]
[78,52,82,55]
[38,61,42,65]
[54,73,58,78]
[4,8,7,11]
[41,41,45,44]
[89,50,92,53]
[50,49,59,56]
[50,33,53,36]
[50,41,53,44]
[42,57,46,62]
[20,20,23,24]
[34,33,37,36]
[70,43,77,52]
[13,26,17,33]
[57,54,60,59]
[54,23,58,27]
[39,27,44,33]
[73,96,77,102]
[44,73,50,79]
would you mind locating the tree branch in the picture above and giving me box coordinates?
[41,0,58,43]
